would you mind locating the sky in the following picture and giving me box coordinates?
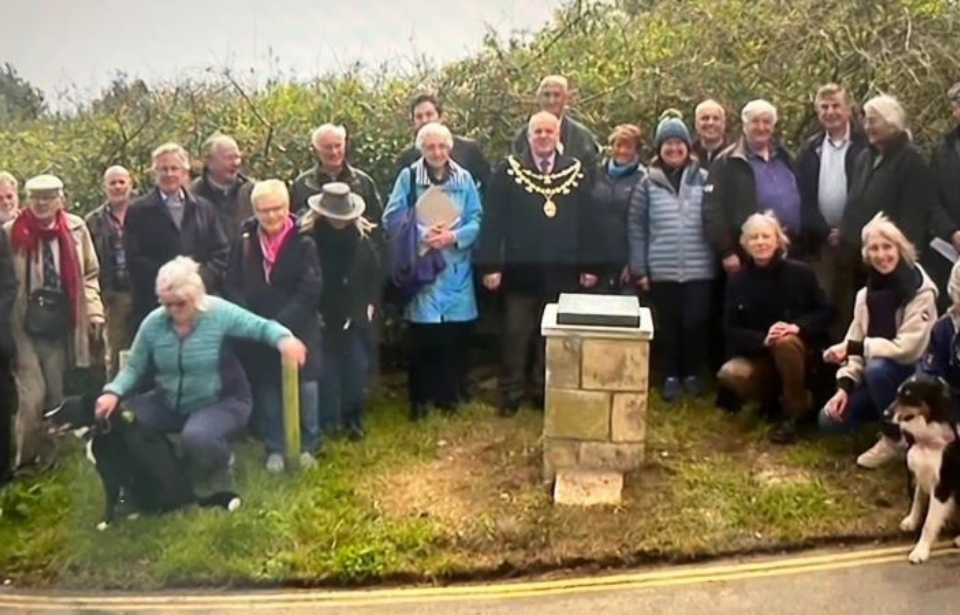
[0,0,565,106]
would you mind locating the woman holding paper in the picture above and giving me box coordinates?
[383,122,483,422]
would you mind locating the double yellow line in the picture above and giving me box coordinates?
[1,543,956,611]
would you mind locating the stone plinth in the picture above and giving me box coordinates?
[540,301,653,502]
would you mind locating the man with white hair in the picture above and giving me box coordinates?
[703,99,801,273]
[85,165,136,378]
[290,123,382,228]
[191,133,253,243]
[511,75,600,172]
[480,111,599,417]
[0,171,21,223]
[125,143,231,327]
[692,99,729,166]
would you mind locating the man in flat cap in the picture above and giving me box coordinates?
[4,174,103,470]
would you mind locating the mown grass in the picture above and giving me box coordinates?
[0,388,908,589]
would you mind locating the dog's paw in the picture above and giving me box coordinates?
[908,544,930,564]
[899,515,920,533]
[227,497,242,512]
[95,521,109,532]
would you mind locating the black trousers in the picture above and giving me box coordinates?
[1,352,15,481]
[499,292,552,407]
[649,280,714,380]
[408,321,472,409]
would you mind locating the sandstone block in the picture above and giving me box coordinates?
[553,469,623,506]
[581,339,649,391]
[611,392,647,443]
[545,388,610,440]
[543,439,579,482]
[545,337,581,388]
[579,441,644,471]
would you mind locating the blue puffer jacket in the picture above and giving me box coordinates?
[628,161,716,283]
[383,159,483,324]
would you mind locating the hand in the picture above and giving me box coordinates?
[278,336,307,367]
[580,274,598,288]
[828,228,841,248]
[766,321,799,344]
[823,389,849,421]
[483,273,502,291]
[90,315,105,341]
[367,304,375,322]
[95,393,120,420]
[823,342,848,365]
[952,230,960,254]
[722,254,742,275]
[619,266,632,285]
[637,276,650,292]
[425,229,456,250]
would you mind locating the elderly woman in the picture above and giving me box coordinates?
[225,180,322,472]
[384,121,482,422]
[302,182,380,441]
[96,256,306,492]
[819,215,938,468]
[716,212,832,443]
[4,175,103,471]
[592,124,646,292]
[703,99,802,274]
[0,171,21,224]
[628,112,714,401]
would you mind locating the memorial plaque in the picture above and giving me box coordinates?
[556,293,640,328]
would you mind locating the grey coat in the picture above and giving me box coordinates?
[628,162,716,283]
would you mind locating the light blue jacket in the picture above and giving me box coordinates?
[628,162,716,283]
[383,159,483,323]
[105,297,291,414]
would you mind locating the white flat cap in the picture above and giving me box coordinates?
[24,174,64,194]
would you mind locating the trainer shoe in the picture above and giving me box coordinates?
[661,377,682,403]
[856,436,904,469]
[299,452,317,470]
[265,453,285,474]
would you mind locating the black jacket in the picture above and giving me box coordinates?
[512,115,600,177]
[125,188,231,327]
[479,153,599,294]
[190,170,254,244]
[0,230,16,358]
[702,138,799,259]
[290,163,383,228]
[724,256,834,358]
[796,125,869,253]
[841,133,954,257]
[394,135,491,194]
[85,202,133,295]
[308,220,381,333]
[225,217,323,382]
[932,127,960,227]
[592,159,645,276]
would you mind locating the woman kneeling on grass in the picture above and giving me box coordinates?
[95,256,307,493]
[716,212,833,444]
[819,214,938,468]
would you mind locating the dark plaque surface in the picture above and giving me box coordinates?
[556,293,641,328]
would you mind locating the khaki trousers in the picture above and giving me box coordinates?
[717,335,811,419]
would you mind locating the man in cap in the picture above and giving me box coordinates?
[191,133,254,243]
[4,174,103,470]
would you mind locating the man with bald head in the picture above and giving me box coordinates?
[692,99,729,166]
[85,165,136,376]
[481,111,599,417]
[511,75,600,172]
[191,133,253,242]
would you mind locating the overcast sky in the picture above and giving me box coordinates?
[0,0,563,105]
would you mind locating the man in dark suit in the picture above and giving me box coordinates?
[125,143,230,327]
[480,111,599,416]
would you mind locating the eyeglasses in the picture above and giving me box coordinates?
[162,299,188,309]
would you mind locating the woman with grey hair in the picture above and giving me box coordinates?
[96,256,307,492]
[819,215,937,468]
[716,212,832,444]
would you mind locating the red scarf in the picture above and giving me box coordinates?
[11,208,82,326]
[258,218,295,283]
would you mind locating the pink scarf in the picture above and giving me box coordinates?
[258,218,294,283]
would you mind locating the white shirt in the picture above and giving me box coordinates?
[817,130,851,228]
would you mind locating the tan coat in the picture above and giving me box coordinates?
[837,265,938,384]
[3,213,103,464]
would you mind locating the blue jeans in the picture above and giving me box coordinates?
[818,358,916,433]
[253,380,320,455]
[318,327,369,434]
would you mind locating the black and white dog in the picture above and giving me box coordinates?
[45,394,241,530]
[884,375,960,564]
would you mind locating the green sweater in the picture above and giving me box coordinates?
[105,297,291,414]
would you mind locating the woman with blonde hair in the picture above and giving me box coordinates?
[819,214,938,467]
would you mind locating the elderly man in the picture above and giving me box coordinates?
[511,75,600,171]
[481,111,599,417]
[703,99,802,274]
[796,84,868,333]
[4,175,103,470]
[0,172,21,224]
[394,92,491,192]
[85,165,136,377]
[125,143,230,327]
[0,194,15,482]
[190,133,253,243]
[692,99,729,166]
[290,124,382,227]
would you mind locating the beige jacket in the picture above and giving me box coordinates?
[837,265,938,384]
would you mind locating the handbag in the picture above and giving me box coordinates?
[24,255,71,338]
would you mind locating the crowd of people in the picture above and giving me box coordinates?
[2,74,960,491]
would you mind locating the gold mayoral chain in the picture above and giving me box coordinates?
[505,156,583,218]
